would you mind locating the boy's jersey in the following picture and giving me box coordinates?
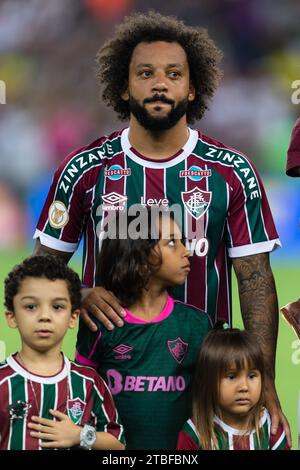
[75,296,211,450]
[34,128,280,325]
[177,409,289,450]
[0,355,124,450]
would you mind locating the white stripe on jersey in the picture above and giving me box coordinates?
[7,379,13,450]
[271,430,286,450]
[22,380,28,450]
[232,170,253,244]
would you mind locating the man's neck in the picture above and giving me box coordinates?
[128,116,190,159]
[18,345,64,376]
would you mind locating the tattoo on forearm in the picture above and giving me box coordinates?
[233,253,278,378]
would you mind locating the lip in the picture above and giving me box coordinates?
[182,264,191,271]
[235,399,251,405]
[35,330,53,337]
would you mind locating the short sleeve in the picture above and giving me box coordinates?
[92,374,125,444]
[225,160,280,258]
[75,318,105,368]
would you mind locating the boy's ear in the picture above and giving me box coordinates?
[5,311,18,329]
[69,309,80,329]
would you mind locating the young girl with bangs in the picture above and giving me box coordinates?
[177,323,289,450]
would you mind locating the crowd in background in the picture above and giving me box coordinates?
[0,0,299,250]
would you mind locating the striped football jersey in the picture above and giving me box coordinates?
[0,354,124,450]
[177,409,289,450]
[34,128,280,324]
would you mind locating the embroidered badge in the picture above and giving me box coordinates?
[181,187,212,220]
[167,338,189,364]
[48,201,69,228]
[67,398,86,425]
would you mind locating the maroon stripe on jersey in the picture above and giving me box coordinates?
[36,146,89,232]
[25,380,40,450]
[145,168,165,202]
[83,190,97,287]
[57,377,69,413]
[215,241,230,323]
[0,379,11,450]
[81,379,94,425]
[61,164,103,242]
[227,172,252,246]
[232,434,250,450]
[185,155,208,311]
[0,364,16,381]
[255,171,278,240]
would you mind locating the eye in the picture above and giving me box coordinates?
[168,71,180,79]
[248,371,258,379]
[226,373,236,380]
[139,70,152,78]
[24,304,36,311]
[53,304,65,311]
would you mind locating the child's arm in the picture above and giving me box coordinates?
[28,410,124,450]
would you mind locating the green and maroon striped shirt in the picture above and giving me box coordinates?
[34,128,280,325]
[0,354,124,450]
[177,409,289,450]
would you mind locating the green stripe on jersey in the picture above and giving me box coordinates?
[41,383,56,450]
[70,370,85,401]
[10,375,26,450]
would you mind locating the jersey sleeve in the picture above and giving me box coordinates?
[92,373,125,444]
[33,146,104,253]
[176,420,200,450]
[225,159,280,258]
[75,318,106,368]
[286,118,300,177]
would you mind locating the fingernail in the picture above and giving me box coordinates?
[107,324,114,331]
[120,310,126,317]
[92,325,98,332]
[117,320,124,327]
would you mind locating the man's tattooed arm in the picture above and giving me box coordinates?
[232,252,278,379]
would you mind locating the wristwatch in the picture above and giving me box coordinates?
[80,424,97,450]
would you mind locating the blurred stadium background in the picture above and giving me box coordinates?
[0,0,299,448]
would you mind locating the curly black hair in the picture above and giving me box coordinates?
[96,10,222,123]
[4,255,82,312]
[96,208,178,307]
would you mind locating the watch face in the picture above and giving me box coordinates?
[86,430,95,442]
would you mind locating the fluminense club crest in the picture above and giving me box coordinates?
[181,187,212,220]
[67,398,86,425]
[167,337,189,364]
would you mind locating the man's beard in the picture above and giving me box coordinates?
[129,94,188,131]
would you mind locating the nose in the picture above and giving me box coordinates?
[151,72,168,94]
[38,306,51,321]
[237,375,249,392]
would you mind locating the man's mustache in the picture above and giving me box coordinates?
[143,94,174,105]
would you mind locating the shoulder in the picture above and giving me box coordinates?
[54,129,124,181]
[177,418,200,450]
[195,129,262,191]
[173,299,213,328]
[69,360,103,384]
[0,358,17,384]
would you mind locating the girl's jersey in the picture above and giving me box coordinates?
[0,355,124,450]
[34,127,280,325]
[177,408,289,450]
[76,296,211,449]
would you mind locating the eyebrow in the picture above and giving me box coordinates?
[136,63,184,69]
[21,296,68,302]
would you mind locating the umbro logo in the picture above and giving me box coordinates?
[113,344,133,360]
[101,192,127,211]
